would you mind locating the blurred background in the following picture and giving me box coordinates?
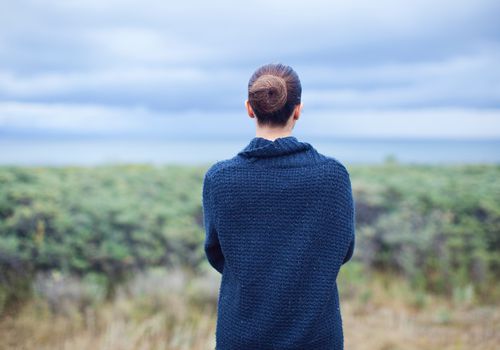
[0,1,499,349]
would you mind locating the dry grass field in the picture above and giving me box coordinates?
[1,267,498,350]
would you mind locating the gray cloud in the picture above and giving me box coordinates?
[2,102,499,139]
[0,0,499,137]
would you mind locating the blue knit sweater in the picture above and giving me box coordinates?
[202,135,355,350]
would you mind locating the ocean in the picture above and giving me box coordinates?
[1,136,499,166]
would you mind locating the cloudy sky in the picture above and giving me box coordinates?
[1,0,499,139]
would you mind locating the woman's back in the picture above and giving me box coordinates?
[202,135,355,349]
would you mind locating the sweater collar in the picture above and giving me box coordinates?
[237,135,313,159]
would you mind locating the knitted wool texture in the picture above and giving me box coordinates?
[202,135,356,350]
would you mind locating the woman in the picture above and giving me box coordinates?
[202,63,355,350]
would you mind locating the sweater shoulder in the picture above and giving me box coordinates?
[203,156,242,182]
[317,153,351,178]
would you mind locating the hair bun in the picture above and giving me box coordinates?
[249,74,288,114]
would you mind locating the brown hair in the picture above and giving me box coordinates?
[248,63,302,127]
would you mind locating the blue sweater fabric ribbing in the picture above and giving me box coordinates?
[202,135,356,350]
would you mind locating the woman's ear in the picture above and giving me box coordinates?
[294,103,303,120]
[245,100,255,118]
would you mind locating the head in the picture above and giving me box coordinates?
[245,63,303,130]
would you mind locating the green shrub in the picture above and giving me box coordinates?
[0,163,498,311]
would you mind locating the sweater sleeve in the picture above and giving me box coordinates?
[339,166,356,265]
[202,172,225,274]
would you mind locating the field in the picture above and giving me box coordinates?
[0,163,499,349]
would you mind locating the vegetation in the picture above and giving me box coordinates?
[0,162,499,349]
[350,163,500,302]
[1,163,499,316]
[0,164,206,311]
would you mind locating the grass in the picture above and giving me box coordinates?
[0,264,498,350]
